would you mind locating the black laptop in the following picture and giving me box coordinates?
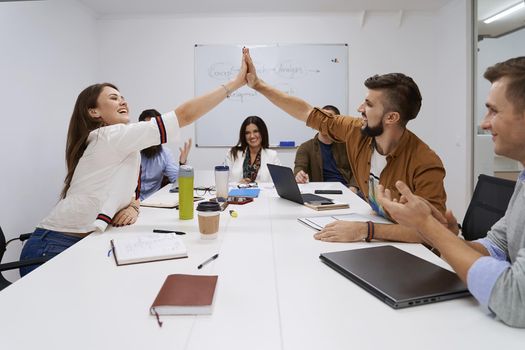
[267,164,332,205]
[320,245,470,309]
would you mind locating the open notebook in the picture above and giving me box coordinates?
[140,192,179,208]
[111,233,188,266]
[141,195,204,209]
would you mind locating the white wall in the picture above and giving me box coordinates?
[97,4,470,215]
[0,0,98,278]
[432,0,473,217]
[475,27,525,179]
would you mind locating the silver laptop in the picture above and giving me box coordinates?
[267,164,332,205]
[319,245,470,309]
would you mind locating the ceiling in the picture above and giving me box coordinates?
[478,0,525,38]
[76,0,525,38]
[77,0,453,16]
[0,1,497,38]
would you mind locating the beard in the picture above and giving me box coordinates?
[361,121,384,137]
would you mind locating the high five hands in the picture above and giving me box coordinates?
[243,47,260,89]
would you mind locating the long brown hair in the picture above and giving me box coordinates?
[229,116,269,161]
[61,83,118,198]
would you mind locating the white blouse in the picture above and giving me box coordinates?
[39,111,180,233]
[224,148,281,183]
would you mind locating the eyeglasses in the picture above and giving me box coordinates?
[194,186,216,196]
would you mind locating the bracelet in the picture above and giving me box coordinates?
[221,84,231,98]
[129,203,140,214]
[365,221,374,242]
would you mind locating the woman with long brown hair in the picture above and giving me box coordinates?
[225,116,281,183]
[19,56,247,276]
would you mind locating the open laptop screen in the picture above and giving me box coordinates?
[267,164,330,204]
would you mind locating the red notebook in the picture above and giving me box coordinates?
[150,274,218,316]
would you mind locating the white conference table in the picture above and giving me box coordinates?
[0,173,523,349]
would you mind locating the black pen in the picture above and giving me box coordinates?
[197,253,219,269]
[153,229,186,235]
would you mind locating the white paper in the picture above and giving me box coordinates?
[298,213,393,231]
[112,233,187,264]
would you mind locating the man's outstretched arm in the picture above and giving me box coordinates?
[244,47,313,122]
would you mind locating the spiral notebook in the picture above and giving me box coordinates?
[111,233,188,266]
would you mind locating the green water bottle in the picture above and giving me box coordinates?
[178,165,194,220]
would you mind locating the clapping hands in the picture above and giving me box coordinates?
[377,181,459,235]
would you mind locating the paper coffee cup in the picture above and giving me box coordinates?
[196,201,221,239]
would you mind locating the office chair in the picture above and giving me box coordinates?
[461,174,516,241]
[0,226,50,291]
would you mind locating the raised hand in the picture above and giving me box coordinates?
[243,47,260,89]
[234,48,248,87]
[179,138,192,165]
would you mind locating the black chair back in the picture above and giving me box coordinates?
[0,226,7,261]
[0,227,11,290]
[461,174,516,241]
[0,226,51,291]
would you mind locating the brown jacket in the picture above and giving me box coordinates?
[306,108,447,214]
[293,134,356,188]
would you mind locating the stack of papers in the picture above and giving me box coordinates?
[298,213,393,231]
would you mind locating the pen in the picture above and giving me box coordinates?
[197,253,219,269]
[153,229,186,235]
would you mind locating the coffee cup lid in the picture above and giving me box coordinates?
[196,201,221,212]
[215,165,229,171]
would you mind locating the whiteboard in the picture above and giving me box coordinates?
[194,44,348,147]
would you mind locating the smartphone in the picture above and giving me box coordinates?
[314,189,343,195]
[227,196,254,205]
[307,200,334,205]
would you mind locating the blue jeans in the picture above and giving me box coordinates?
[19,228,82,277]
